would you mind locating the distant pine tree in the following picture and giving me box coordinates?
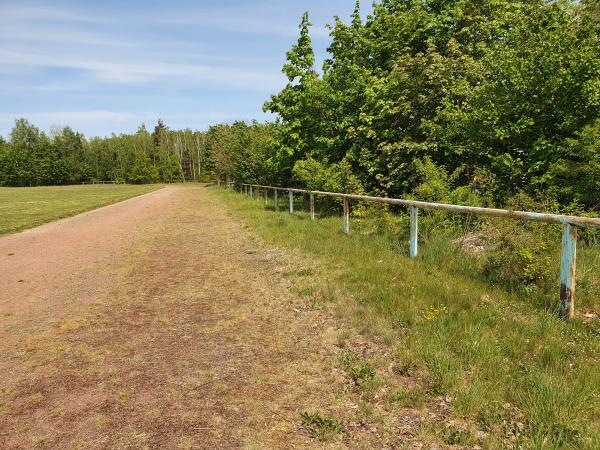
[152,119,168,148]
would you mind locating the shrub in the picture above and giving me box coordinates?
[481,193,561,290]
[293,157,363,213]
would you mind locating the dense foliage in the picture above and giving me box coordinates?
[262,0,600,211]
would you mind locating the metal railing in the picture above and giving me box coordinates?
[224,181,600,320]
[81,180,118,185]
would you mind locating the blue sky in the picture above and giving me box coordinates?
[0,0,366,138]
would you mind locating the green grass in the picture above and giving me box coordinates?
[0,184,162,236]
[211,187,600,449]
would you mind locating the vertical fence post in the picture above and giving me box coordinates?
[560,223,577,319]
[343,197,350,234]
[410,206,419,258]
[274,189,278,210]
[289,191,294,214]
[265,189,268,206]
[310,193,315,220]
[250,186,253,199]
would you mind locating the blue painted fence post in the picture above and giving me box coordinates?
[410,206,418,258]
[560,224,577,319]
[343,197,350,234]
[274,189,278,210]
[289,191,294,214]
[310,193,315,220]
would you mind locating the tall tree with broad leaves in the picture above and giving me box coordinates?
[263,12,326,184]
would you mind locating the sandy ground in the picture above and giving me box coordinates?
[0,186,421,449]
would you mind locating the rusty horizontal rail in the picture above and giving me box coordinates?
[225,182,600,320]
[240,183,600,229]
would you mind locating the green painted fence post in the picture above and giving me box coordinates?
[560,224,577,319]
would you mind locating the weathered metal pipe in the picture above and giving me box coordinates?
[560,224,577,319]
[410,206,418,258]
[274,189,278,210]
[289,191,294,214]
[241,184,600,229]
[343,197,350,234]
[310,193,315,220]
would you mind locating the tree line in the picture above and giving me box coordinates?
[0,118,273,186]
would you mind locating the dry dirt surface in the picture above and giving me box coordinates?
[0,186,430,449]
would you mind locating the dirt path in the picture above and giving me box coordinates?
[0,186,175,313]
[0,186,412,449]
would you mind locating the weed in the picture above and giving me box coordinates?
[348,362,376,387]
[336,330,351,347]
[92,415,106,429]
[441,424,474,446]
[390,387,428,408]
[178,436,198,449]
[282,268,314,278]
[340,351,380,393]
[300,411,343,440]
[27,392,44,406]
[392,362,416,377]
[32,434,56,446]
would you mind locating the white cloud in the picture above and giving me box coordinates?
[0,111,137,123]
[0,110,258,123]
[157,8,330,39]
[0,49,284,89]
[0,25,136,47]
[0,4,104,25]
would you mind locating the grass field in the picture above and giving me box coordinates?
[212,187,600,449]
[0,184,162,236]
